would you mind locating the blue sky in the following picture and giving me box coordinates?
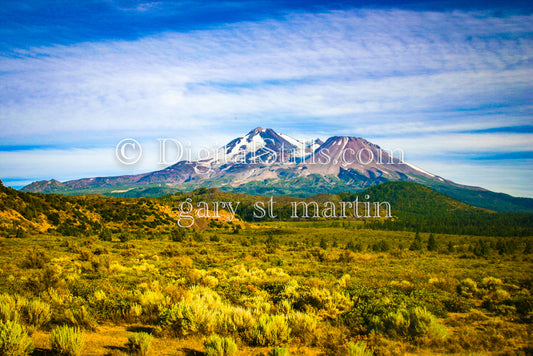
[0,0,532,197]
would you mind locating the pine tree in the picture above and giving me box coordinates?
[473,239,490,257]
[409,233,423,251]
[427,234,437,251]
[320,237,328,250]
[448,241,455,253]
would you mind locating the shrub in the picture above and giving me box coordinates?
[293,287,353,320]
[473,239,490,257]
[371,240,390,252]
[170,228,186,242]
[128,304,143,321]
[61,306,97,330]
[98,228,112,241]
[248,314,291,346]
[268,346,290,356]
[21,248,50,269]
[482,289,512,313]
[409,307,448,339]
[506,294,533,322]
[384,309,410,337]
[22,299,51,329]
[457,278,478,298]
[0,294,20,323]
[219,306,255,334]
[138,290,168,321]
[480,277,503,291]
[345,341,373,356]
[49,325,85,356]
[204,334,237,356]
[441,295,473,313]
[118,233,130,242]
[409,307,434,336]
[193,231,205,242]
[346,241,362,252]
[127,332,153,356]
[159,287,222,336]
[0,320,34,356]
[287,312,318,341]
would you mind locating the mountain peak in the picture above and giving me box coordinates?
[247,127,266,136]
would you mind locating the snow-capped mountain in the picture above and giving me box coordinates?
[21,127,533,212]
[23,127,448,190]
[203,127,322,165]
[21,127,470,196]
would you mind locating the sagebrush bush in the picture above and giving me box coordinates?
[0,320,34,356]
[248,314,291,346]
[127,332,153,356]
[138,290,168,320]
[0,294,20,323]
[409,307,448,340]
[287,311,318,342]
[482,289,513,314]
[457,278,478,298]
[50,325,85,356]
[219,306,255,334]
[409,307,434,336]
[268,346,290,356]
[293,287,352,320]
[369,305,448,341]
[204,334,237,356]
[128,303,143,321]
[159,299,217,335]
[345,341,373,356]
[384,309,410,337]
[22,299,51,329]
[480,277,503,291]
[0,294,50,331]
[21,248,50,269]
[159,286,224,336]
[61,306,96,330]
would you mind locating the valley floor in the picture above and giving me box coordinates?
[0,222,531,355]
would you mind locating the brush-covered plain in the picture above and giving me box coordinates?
[0,221,532,355]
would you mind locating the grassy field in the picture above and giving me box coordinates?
[0,222,531,355]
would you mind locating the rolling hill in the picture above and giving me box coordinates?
[3,179,532,238]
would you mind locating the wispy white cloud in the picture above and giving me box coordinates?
[1,8,532,195]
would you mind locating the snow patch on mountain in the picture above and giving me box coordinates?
[404,162,435,177]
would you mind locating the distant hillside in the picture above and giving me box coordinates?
[2,180,532,238]
[354,182,533,236]
[0,180,239,238]
[169,181,533,237]
[426,180,533,214]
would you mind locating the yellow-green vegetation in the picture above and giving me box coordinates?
[0,222,531,355]
[268,345,290,356]
[0,320,34,356]
[49,325,85,356]
[204,334,238,356]
[127,332,153,356]
[345,341,372,356]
